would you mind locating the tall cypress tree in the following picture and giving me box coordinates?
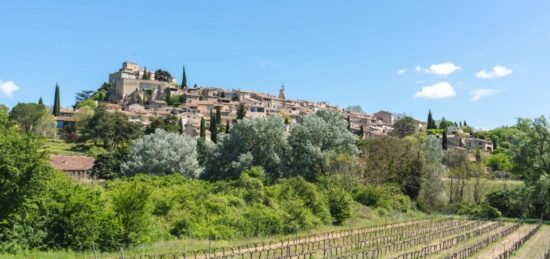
[359,125,364,138]
[442,130,448,150]
[181,65,187,89]
[38,97,43,106]
[237,102,246,120]
[427,110,435,129]
[200,117,206,139]
[215,106,221,125]
[209,115,218,143]
[346,116,351,131]
[53,83,61,116]
[225,120,230,134]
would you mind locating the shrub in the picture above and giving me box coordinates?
[326,187,353,225]
[456,202,501,219]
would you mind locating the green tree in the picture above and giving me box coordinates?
[154,69,172,82]
[74,90,95,108]
[53,83,61,116]
[209,114,218,143]
[9,103,56,136]
[92,147,130,179]
[427,110,436,129]
[215,106,221,125]
[109,181,152,246]
[200,117,206,139]
[122,129,201,177]
[512,116,550,182]
[345,105,363,113]
[145,115,181,135]
[442,130,448,150]
[237,102,247,120]
[392,115,417,138]
[80,105,142,149]
[346,115,351,131]
[225,120,230,133]
[417,136,446,212]
[358,125,364,138]
[38,97,43,106]
[181,65,187,88]
[439,117,454,130]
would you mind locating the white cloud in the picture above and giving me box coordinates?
[476,65,512,79]
[414,82,457,99]
[469,88,500,102]
[0,80,19,98]
[416,62,461,76]
[397,68,408,75]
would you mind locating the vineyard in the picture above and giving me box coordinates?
[109,218,548,259]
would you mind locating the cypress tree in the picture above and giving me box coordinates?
[200,117,206,139]
[359,125,364,138]
[53,83,61,116]
[181,65,187,88]
[284,117,290,125]
[475,148,482,162]
[347,116,351,131]
[427,110,435,129]
[165,89,171,104]
[464,121,468,126]
[215,106,221,125]
[237,102,246,120]
[225,120,230,134]
[38,97,43,106]
[209,115,218,143]
[442,130,448,150]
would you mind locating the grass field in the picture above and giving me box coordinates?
[43,138,93,156]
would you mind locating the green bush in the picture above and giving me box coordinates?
[326,187,353,224]
[456,202,501,219]
[354,184,413,212]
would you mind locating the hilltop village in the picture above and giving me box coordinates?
[59,62,400,139]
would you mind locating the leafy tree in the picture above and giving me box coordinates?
[0,121,51,219]
[427,110,436,129]
[237,102,247,120]
[439,117,454,130]
[74,90,95,108]
[76,98,97,110]
[145,115,181,134]
[392,115,417,138]
[154,69,172,82]
[286,110,359,180]
[345,105,363,113]
[9,103,56,136]
[417,136,446,212]
[204,116,288,179]
[181,65,187,88]
[122,129,201,177]
[200,117,206,139]
[80,105,142,149]
[92,147,130,179]
[444,148,470,204]
[53,84,61,116]
[512,116,550,182]
[109,180,152,246]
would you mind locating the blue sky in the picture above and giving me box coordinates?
[1,1,549,128]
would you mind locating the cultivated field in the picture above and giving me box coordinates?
[93,218,550,258]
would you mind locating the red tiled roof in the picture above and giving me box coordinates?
[49,155,95,171]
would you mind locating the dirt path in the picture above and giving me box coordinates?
[512,225,550,259]
[473,224,534,259]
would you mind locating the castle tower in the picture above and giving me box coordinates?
[278,84,286,100]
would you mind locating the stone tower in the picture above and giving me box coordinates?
[278,84,286,100]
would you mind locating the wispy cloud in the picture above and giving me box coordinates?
[414,82,456,99]
[416,62,461,76]
[0,80,19,98]
[476,65,512,79]
[396,68,408,75]
[469,88,500,102]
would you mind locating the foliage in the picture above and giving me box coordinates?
[427,110,436,130]
[92,146,129,179]
[53,84,61,116]
[79,105,142,149]
[511,116,550,182]
[181,65,187,88]
[286,110,359,180]
[74,90,96,108]
[236,102,246,120]
[145,115,181,134]
[455,202,501,219]
[204,116,287,179]
[487,153,513,172]
[154,69,172,82]
[354,184,413,212]
[345,105,363,113]
[9,103,56,136]
[122,129,201,177]
[392,115,417,138]
[326,187,353,224]
[417,136,446,212]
